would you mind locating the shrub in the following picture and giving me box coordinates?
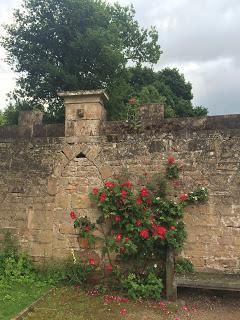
[175,257,194,274]
[121,272,163,300]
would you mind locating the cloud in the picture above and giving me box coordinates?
[0,0,240,115]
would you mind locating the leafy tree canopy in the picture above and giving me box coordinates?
[1,0,207,124]
[1,0,160,122]
[108,67,208,119]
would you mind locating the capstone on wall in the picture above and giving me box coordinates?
[0,90,240,273]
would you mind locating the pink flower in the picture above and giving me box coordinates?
[100,192,106,202]
[179,194,188,201]
[140,229,149,239]
[88,258,95,265]
[168,155,176,165]
[115,233,122,242]
[170,226,176,230]
[115,215,121,222]
[92,187,99,195]
[70,211,77,220]
[120,308,127,316]
[105,181,115,188]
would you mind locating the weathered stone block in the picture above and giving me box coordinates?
[71,194,91,209]
[47,177,58,196]
[99,165,112,179]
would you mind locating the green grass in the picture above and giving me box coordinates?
[0,281,50,320]
[23,287,191,320]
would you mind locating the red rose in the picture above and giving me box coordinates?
[70,211,77,220]
[140,187,149,197]
[121,181,133,188]
[140,229,149,239]
[115,215,121,222]
[152,225,167,239]
[146,199,152,205]
[136,199,143,205]
[156,226,167,237]
[121,190,127,198]
[125,236,129,243]
[105,264,113,272]
[83,226,90,232]
[89,258,95,265]
[92,187,99,195]
[170,226,176,230]
[105,181,115,188]
[135,220,142,227]
[100,192,106,202]
[120,247,126,254]
[115,233,122,242]
[126,181,133,188]
[168,155,176,165]
[179,194,188,201]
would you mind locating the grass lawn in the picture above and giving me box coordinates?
[0,282,50,320]
[23,286,193,320]
[22,287,240,320]
[1,284,240,320]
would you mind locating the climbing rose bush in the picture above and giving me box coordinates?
[71,156,208,298]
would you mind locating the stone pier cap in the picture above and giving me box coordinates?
[57,89,109,105]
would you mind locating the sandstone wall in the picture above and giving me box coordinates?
[0,90,239,273]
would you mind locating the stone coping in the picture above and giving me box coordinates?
[58,89,109,100]
[0,114,239,140]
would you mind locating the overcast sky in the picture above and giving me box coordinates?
[0,0,240,115]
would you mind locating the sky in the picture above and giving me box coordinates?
[0,0,240,115]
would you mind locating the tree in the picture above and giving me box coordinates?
[2,0,161,122]
[0,111,6,125]
[110,66,208,119]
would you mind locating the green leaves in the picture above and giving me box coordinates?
[121,272,163,300]
[2,0,161,121]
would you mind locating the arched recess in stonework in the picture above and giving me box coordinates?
[48,143,113,258]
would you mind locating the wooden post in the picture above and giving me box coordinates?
[166,247,177,301]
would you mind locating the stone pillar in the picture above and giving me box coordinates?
[58,90,108,142]
[18,111,43,137]
[18,111,43,127]
[139,103,164,125]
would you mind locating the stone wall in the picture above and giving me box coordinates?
[0,90,239,273]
